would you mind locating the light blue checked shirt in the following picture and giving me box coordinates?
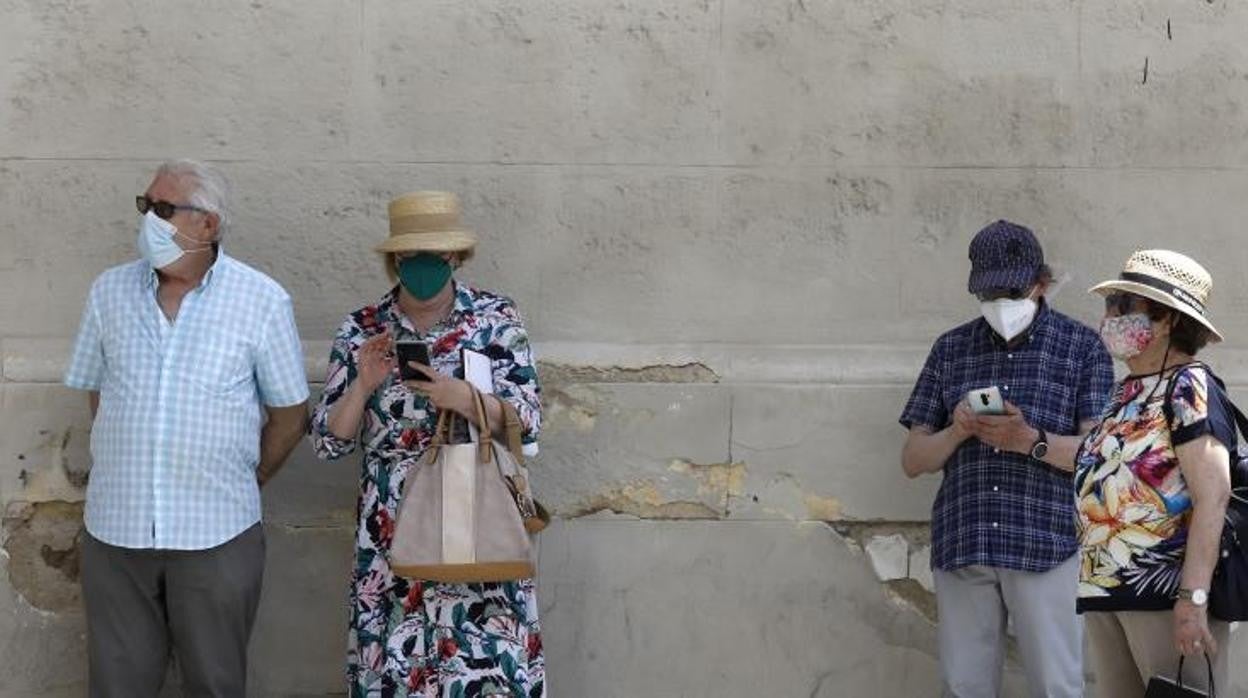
[64,252,309,550]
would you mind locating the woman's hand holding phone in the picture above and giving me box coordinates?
[356,332,396,394]
[404,363,476,418]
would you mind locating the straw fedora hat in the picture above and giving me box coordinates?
[1089,249,1223,342]
[376,191,477,256]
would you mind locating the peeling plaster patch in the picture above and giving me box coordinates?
[668,459,746,498]
[909,546,934,593]
[802,493,843,521]
[542,387,599,431]
[565,482,721,520]
[882,579,938,625]
[539,362,718,385]
[830,521,937,623]
[18,431,87,503]
[865,534,909,581]
[2,500,85,613]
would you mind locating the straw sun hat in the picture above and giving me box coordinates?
[376,191,477,279]
[1089,249,1223,343]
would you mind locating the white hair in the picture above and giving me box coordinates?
[156,159,232,238]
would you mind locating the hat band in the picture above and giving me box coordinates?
[1120,271,1207,316]
[390,212,462,235]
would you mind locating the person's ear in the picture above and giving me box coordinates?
[202,211,220,241]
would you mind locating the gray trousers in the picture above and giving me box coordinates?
[934,554,1083,698]
[82,523,266,698]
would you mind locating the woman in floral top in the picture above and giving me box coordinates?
[310,192,544,698]
[1076,250,1235,696]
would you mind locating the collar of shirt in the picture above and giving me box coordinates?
[378,281,473,336]
[142,248,226,292]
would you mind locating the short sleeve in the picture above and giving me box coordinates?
[254,295,310,408]
[1076,332,1115,424]
[64,285,105,391]
[899,339,948,431]
[1169,366,1237,452]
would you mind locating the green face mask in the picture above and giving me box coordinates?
[397,253,453,300]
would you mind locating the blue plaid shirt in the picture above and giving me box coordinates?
[64,253,309,550]
[900,302,1114,573]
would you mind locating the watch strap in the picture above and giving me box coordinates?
[1029,427,1048,459]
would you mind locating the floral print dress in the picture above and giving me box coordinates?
[311,283,544,698]
[1074,364,1235,612]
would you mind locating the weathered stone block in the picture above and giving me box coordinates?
[728,385,939,522]
[535,519,1030,697]
[532,383,734,519]
[866,533,910,582]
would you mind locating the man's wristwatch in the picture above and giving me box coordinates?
[1029,427,1049,460]
[1177,588,1209,607]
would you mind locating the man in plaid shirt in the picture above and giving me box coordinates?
[900,220,1113,697]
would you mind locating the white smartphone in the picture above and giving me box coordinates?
[967,386,1006,416]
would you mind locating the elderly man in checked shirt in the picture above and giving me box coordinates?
[64,160,309,698]
[900,220,1114,698]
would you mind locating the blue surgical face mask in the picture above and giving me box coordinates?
[136,211,210,269]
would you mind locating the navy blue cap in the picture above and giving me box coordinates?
[967,220,1045,294]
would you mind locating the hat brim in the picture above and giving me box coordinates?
[968,267,1039,294]
[1089,279,1224,343]
[375,231,477,255]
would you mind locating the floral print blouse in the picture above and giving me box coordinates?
[1075,364,1236,612]
[310,282,544,697]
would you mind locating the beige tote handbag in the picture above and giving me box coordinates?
[390,388,546,582]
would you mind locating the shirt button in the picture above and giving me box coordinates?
[993,448,1000,454]
[1003,385,1010,391]
[992,522,1000,528]
[993,486,1000,492]
[1008,354,1014,359]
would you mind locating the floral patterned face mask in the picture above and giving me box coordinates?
[1099,313,1155,361]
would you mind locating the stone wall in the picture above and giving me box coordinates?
[3,0,1248,695]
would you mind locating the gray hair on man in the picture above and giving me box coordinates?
[156,159,232,239]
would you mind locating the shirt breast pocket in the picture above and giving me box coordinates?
[189,335,255,398]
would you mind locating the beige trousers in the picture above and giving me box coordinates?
[1085,609,1232,698]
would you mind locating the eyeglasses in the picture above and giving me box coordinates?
[1104,292,1144,316]
[976,288,1027,302]
[136,195,206,220]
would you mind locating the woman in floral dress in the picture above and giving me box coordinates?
[310,192,544,698]
[1076,250,1235,696]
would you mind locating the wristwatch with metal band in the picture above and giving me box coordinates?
[1177,588,1209,606]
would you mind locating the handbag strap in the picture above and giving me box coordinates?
[1175,653,1216,696]
[427,403,453,454]
[498,399,526,464]
[468,385,494,464]
[427,383,524,467]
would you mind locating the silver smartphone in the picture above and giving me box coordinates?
[967,386,1006,416]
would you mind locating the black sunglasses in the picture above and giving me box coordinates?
[136,195,207,220]
[1104,292,1144,316]
[976,288,1027,302]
